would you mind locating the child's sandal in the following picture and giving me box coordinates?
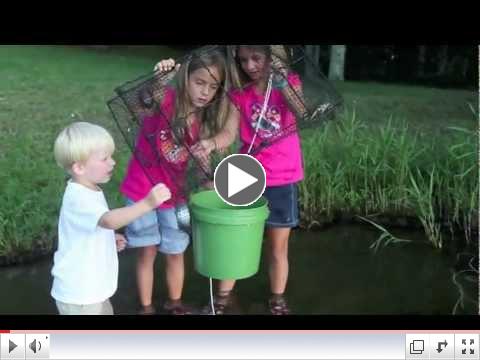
[163,301,195,315]
[268,296,291,315]
[202,291,232,315]
[138,304,156,315]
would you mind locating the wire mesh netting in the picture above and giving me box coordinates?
[107,45,343,225]
[225,45,344,154]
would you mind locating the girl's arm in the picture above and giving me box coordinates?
[271,53,309,121]
[278,78,308,120]
[196,102,240,155]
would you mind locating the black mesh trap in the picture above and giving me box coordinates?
[107,45,343,217]
[225,44,344,155]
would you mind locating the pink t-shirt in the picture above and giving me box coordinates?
[229,73,304,186]
[120,87,200,208]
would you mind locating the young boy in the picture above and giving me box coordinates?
[51,121,171,315]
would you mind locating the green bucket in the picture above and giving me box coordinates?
[189,190,269,280]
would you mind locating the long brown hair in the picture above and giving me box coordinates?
[228,45,271,88]
[172,47,231,142]
[227,45,292,89]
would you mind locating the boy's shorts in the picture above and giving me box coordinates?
[56,299,113,315]
[263,183,300,228]
[125,198,190,254]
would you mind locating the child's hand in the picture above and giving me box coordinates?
[115,233,127,252]
[154,59,181,74]
[191,139,215,164]
[271,56,289,89]
[146,183,171,208]
[271,54,289,77]
[202,180,214,190]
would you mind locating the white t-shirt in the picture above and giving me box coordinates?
[51,181,118,305]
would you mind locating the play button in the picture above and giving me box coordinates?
[1,334,25,359]
[214,154,266,206]
[9,340,17,353]
[227,163,258,197]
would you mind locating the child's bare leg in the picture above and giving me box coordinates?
[165,253,184,301]
[266,227,291,294]
[136,246,158,307]
[206,279,235,314]
[218,279,236,294]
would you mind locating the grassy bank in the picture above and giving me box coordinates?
[0,45,477,258]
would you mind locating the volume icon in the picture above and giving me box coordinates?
[29,338,41,353]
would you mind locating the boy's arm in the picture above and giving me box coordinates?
[99,183,171,230]
[99,199,152,231]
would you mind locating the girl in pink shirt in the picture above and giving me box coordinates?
[121,48,230,315]
[196,45,307,315]
[196,45,306,315]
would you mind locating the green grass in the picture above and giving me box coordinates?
[0,45,477,257]
[299,107,478,248]
[335,80,477,132]
[0,46,181,257]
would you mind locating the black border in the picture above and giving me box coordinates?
[1,11,479,44]
[1,18,478,331]
[1,315,479,330]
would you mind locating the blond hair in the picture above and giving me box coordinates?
[54,122,115,171]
